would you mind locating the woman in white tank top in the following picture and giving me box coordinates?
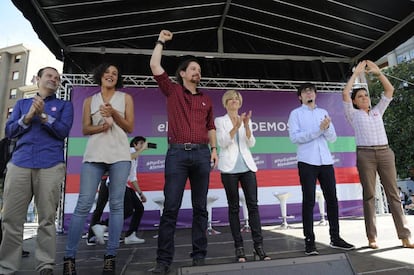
[64,63,134,274]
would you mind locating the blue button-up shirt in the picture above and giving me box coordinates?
[5,94,74,169]
[288,104,336,166]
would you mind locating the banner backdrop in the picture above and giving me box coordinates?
[64,86,363,230]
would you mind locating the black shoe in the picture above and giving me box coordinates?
[330,238,355,251]
[305,239,319,256]
[86,236,96,246]
[103,255,116,275]
[39,268,54,275]
[149,262,171,274]
[192,257,205,266]
[253,246,271,261]
[63,257,77,275]
[235,247,246,263]
[22,250,30,257]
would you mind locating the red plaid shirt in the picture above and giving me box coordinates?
[154,72,215,144]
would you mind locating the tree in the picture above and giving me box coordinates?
[368,61,414,179]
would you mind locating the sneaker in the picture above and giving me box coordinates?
[40,268,54,275]
[330,238,356,251]
[103,255,116,275]
[192,258,205,266]
[91,224,107,245]
[86,236,96,246]
[63,257,77,275]
[124,233,145,244]
[149,262,171,274]
[305,240,319,256]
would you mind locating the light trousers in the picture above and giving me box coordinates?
[357,147,411,240]
[0,162,65,273]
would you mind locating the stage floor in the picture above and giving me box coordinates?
[17,214,414,274]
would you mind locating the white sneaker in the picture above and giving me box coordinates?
[124,233,145,244]
[91,224,107,245]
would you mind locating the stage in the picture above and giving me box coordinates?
[18,215,414,274]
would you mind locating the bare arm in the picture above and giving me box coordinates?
[366,60,394,98]
[131,141,148,160]
[112,93,134,133]
[82,97,111,135]
[342,60,366,103]
[150,30,173,76]
[129,180,147,202]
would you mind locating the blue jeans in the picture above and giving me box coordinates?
[298,162,339,242]
[221,171,263,248]
[156,147,211,265]
[64,161,130,258]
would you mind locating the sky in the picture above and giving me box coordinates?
[0,0,47,49]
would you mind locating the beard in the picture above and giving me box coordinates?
[190,75,201,85]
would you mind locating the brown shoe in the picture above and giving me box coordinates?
[63,257,76,275]
[103,255,116,274]
[401,238,414,248]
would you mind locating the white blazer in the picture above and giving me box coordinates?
[214,114,258,173]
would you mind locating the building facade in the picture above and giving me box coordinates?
[378,36,414,68]
[0,44,62,138]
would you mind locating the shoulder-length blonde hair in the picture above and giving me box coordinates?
[222,89,243,108]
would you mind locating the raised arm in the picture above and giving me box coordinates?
[366,60,394,99]
[150,30,173,76]
[342,60,366,103]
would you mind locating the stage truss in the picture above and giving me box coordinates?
[57,74,347,100]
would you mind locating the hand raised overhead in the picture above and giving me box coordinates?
[158,30,173,42]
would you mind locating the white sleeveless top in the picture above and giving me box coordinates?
[83,91,131,163]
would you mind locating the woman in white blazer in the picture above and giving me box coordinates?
[215,90,270,263]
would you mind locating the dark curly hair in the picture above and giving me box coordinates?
[93,63,123,88]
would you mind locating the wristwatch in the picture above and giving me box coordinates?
[40,113,47,119]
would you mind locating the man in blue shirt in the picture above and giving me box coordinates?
[0,67,73,274]
[288,83,355,256]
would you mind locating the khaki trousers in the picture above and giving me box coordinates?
[0,163,65,273]
[357,148,411,240]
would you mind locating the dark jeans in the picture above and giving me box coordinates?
[298,162,340,242]
[88,178,109,238]
[88,182,144,237]
[124,187,144,236]
[221,171,263,248]
[156,147,211,265]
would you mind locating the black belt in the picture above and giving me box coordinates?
[357,145,389,150]
[169,143,209,150]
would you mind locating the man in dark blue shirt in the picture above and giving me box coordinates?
[0,67,73,275]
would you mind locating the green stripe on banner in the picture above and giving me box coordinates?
[251,137,356,153]
[67,137,169,156]
[67,136,356,157]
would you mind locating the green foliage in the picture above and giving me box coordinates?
[368,61,414,178]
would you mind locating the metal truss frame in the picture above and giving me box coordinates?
[57,74,347,100]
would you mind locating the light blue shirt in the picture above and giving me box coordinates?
[227,132,249,174]
[288,104,336,166]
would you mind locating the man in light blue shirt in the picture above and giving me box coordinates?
[288,83,354,256]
